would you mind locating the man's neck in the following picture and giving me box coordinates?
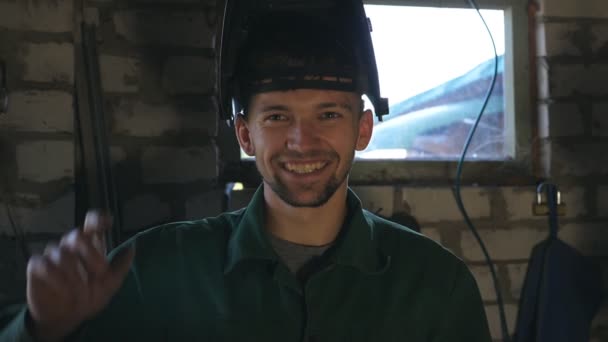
[263,183,348,247]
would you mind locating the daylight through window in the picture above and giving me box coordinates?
[358,5,507,161]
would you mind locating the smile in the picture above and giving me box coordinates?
[283,161,327,174]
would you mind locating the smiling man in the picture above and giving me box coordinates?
[0,7,491,342]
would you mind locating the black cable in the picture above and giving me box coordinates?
[4,202,31,261]
[453,1,511,342]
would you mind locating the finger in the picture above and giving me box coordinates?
[48,246,88,287]
[83,210,110,255]
[104,245,135,294]
[27,254,69,294]
[60,229,108,278]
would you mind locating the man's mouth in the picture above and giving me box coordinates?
[283,161,327,174]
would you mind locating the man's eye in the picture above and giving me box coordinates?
[321,112,341,119]
[266,114,287,121]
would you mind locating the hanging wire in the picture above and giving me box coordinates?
[453,1,511,341]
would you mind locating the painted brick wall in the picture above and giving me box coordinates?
[0,0,223,304]
[0,0,76,304]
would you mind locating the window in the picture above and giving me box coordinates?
[359,5,506,161]
[349,0,532,184]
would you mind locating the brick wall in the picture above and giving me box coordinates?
[0,0,607,341]
[535,0,608,340]
[0,0,76,304]
[0,0,223,304]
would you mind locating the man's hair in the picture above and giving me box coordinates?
[233,12,363,116]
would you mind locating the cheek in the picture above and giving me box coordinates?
[252,130,283,157]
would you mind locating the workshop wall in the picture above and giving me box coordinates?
[0,0,223,304]
[0,0,607,341]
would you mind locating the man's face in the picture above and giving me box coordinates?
[235,89,373,207]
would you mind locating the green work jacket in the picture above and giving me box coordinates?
[1,187,491,342]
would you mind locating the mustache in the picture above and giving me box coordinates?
[273,150,338,161]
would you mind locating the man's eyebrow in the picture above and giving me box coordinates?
[260,104,289,112]
[316,102,353,111]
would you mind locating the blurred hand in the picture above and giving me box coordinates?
[25,211,134,342]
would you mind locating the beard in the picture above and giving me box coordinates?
[262,149,354,207]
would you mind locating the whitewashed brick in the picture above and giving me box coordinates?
[185,190,225,220]
[540,22,582,57]
[112,100,215,137]
[502,187,542,220]
[550,141,608,177]
[22,43,74,84]
[350,186,394,217]
[540,0,608,18]
[421,228,441,245]
[598,186,608,218]
[560,223,608,256]
[0,0,73,32]
[141,146,217,183]
[99,55,140,93]
[17,141,74,183]
[484,304,518,341]
[538,103,584,138]
[550,64,608,98]
[0,192,74,235]
[592,103,608,137]
[541,22,608,57]
[561,187,588,218]
[2,91,72,133]
[506,263,528,300]
[461,227,546,262]
[401,187,490,223]
[469,265,503,301]
[123,194,171,232]
[162,57,215,94]
[113,11,214,48]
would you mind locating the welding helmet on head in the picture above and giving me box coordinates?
[217,0,389,124]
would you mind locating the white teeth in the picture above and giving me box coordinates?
[284,162,325,174]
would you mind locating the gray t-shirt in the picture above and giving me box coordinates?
[269,234,333,277]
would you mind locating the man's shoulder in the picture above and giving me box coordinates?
[113,208,247,257]
[363,210,464,269]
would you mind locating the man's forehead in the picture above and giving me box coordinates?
[251,89,359,110]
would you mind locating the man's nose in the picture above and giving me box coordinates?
[286,120,320,151]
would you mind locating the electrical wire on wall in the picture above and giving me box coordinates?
[3,202,31,262]
[454,1,511,341]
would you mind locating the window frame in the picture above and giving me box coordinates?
[349,0,534,185]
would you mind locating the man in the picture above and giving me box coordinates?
[0,8,491,342]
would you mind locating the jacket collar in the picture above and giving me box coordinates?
[224,185,384,275]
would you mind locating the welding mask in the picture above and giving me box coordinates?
[217,0,389,124]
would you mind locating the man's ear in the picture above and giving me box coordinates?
[355,109,374,151]
[235,114,255,156]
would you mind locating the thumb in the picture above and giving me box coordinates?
[104,245,135,294]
